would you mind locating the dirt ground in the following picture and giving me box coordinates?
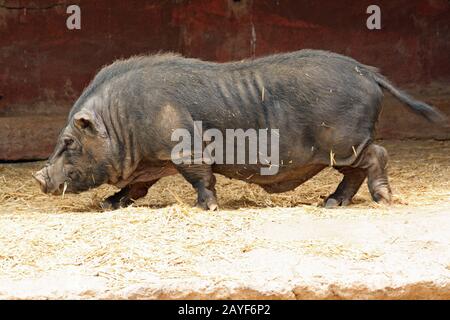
[0,140,449,299]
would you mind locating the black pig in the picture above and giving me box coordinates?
[33,50,446,210]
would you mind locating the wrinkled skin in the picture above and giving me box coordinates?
[34,50,445,210]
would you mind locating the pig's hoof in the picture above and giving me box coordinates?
[196,200,219,211]
[324,196,351,208]
[196,189,218,211]
[324,197,340,208]
[100,198,123,211]
[208,202,219,211]
[196,198,218,211]
[372,189,392,205]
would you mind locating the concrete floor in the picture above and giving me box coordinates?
[0,203,449,299]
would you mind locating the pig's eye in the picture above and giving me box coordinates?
[67,170,78,180]
[64,138,74,147]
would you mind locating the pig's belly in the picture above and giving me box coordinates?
[113,162,178,188]
[212,163,326,192]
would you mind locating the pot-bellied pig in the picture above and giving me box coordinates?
[33,50,446,210]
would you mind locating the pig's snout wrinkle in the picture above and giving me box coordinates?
[33,170,48,193]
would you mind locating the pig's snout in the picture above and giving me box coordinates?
[33,167,66,195]
[33,169,48,193]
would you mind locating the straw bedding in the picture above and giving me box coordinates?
[1,140,448,213]
[0,140,448,293]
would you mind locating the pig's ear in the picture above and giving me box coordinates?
[73,111,106,137]
[73,112,95,133]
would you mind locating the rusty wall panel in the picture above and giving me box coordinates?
[0,0,181,117]
[174,0,450,84]
[0,0,449,160]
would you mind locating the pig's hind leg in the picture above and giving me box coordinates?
[176,164,218,211]
[326,143,392,207]
[100,181,158,210]
[359,144,392,204]
[325,143,391,207]
[324,167,366,208]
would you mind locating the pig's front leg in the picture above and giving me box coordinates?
[100,181,158,210]
[176,164,218,211]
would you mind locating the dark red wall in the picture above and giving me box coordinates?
[1,0,449,160]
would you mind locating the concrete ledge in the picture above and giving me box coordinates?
[1,203,449,300]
